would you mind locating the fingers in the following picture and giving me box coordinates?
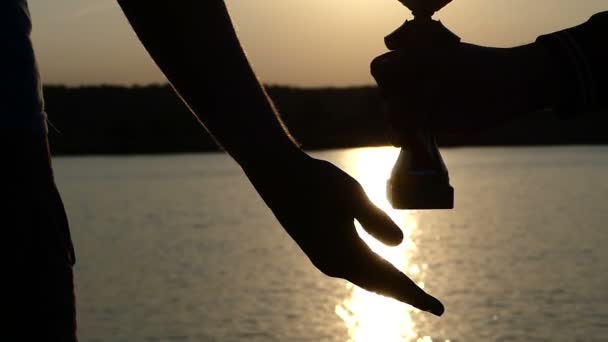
[347,239,444,316]
[355,201,403,246]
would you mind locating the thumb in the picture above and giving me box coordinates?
[355,199,404,246]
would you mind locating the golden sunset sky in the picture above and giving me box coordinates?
[28,0,605,87]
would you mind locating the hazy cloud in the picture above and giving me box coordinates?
[73,2,118,19]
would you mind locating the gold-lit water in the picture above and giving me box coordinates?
[335,147,437,342]
[56,147,608,341]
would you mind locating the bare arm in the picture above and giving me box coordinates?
[372,12,608,134]
[116,1,301,168]
[116,0,445,315]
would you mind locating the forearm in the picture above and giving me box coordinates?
[117,0,304,169]
[491,12,608,120]
[535,11,608,116]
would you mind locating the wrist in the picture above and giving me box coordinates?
[238,140,310,177]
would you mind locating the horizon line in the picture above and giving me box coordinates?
[42,83,380,90]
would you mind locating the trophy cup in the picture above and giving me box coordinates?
[382,0,460,209]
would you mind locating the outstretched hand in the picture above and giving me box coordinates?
[245,154,444,316]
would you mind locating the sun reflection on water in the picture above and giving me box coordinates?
[334,147,434,342]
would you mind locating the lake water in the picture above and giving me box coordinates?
[53,146,608,342]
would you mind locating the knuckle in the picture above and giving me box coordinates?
[370,53,396,79]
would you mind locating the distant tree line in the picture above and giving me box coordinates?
[43,84,607,155]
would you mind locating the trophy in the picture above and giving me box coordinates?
[381,0,460,209]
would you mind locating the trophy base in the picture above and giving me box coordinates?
[387,174,454,210]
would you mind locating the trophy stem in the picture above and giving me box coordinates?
[385,2,459,210]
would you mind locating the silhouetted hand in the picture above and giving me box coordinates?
[245,154,444,316]
[371,42,555,134]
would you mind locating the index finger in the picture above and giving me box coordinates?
[345,238,445,316]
